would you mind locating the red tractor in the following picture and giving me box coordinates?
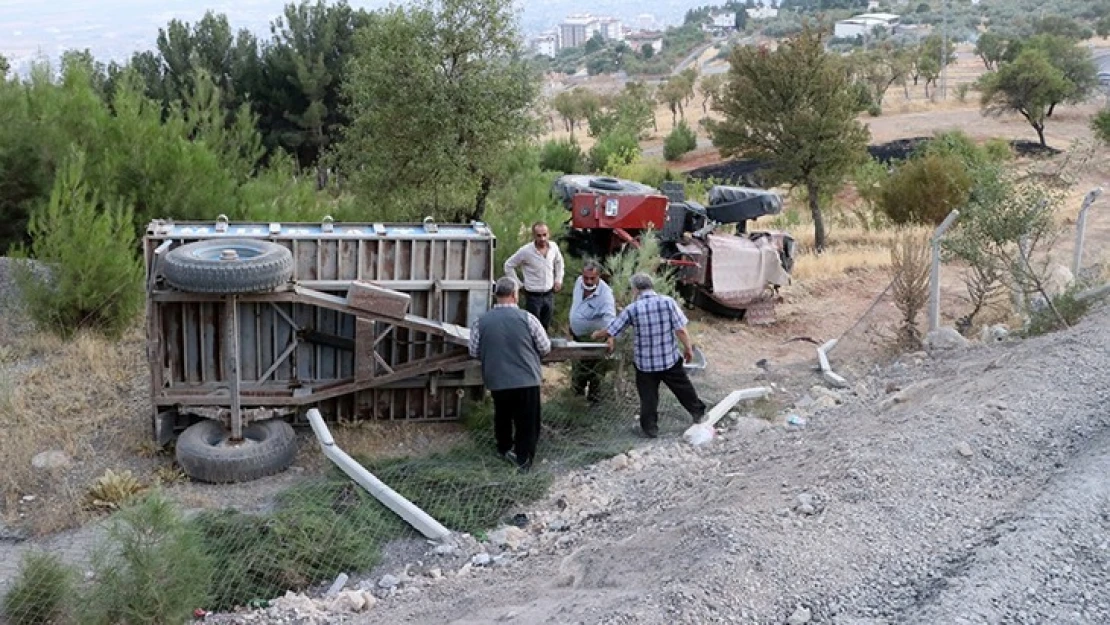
[552,175,796,322]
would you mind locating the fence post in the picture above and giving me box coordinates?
[928,210,960,333]
[1073,187,1102,278]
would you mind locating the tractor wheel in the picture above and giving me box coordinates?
[162,239,293,294]
[692,289,746,320]
[587,176,626,191]
[175,418,297,484]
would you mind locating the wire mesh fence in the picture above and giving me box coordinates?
[0,351,744,624]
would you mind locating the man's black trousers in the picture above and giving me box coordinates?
[524,290,554,330]
[491,385,542,466]
[635,358,706,437]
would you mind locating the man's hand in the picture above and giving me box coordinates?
[553,282,562,293]
[606,337,615,354]
[683,345,695,363]
[591,328,608,340]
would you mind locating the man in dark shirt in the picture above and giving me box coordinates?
[469,277,552,471]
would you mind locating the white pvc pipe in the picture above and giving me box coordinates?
[929,210,960,332]
[306,409,451,541]
[1073,187,1102,277]
[816,339,849,388]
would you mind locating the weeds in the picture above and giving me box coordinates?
[1023,287,1092,337]
[81,493,212,625]
[1,551,76,625]
[84,469,147,512]
[888,231,931,348]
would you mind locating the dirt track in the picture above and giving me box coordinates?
[342,303,1110,625]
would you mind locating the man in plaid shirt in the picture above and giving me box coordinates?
[593,272,706,438]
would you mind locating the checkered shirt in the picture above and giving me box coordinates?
[606,291,686,373]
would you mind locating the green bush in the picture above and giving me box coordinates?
[1024,287,1092,337]
[663,121,698,161]
[192,481,395,611]
[1091,108,1110,145]
[590,131,640,171]
[954,83,971,103]
[539,137,587,174]
[608,158,673,189]
[982,138,1015,162]
[81,493,212,625]
[1,551,76,625]
[878,152,972,225]
[11,150,144,339]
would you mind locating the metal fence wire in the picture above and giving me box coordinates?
[0,351,748,624]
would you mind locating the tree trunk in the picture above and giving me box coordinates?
[1035,123,1046,147]
[806,179,827,253]
[469,174,493,222]
[1046,102,1057,118]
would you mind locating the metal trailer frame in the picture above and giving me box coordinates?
[143,216,605,448]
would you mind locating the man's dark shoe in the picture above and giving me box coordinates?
[692,413,706,424]
[516,456,533,473]
[498,450,518,466]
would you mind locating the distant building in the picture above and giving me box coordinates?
[560,15,595,50]
[637,13,656,31]
[533,32,559,57]
[710,11,736,30]
[597,17,624,42]
[746,6,779,20]
[559,14,624,49]
[626,31,664,54]
[833,13,901,39]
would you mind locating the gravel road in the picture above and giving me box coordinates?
[199,301,1110,624]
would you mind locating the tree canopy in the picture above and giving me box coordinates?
[337,0,540,222]
[709,25,870,251]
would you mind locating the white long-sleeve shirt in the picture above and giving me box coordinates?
[504,242,564,293]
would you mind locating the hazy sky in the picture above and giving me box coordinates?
[0,0,695,74]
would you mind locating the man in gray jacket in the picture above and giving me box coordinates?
[469,277,552,471]
[568,261,616,402]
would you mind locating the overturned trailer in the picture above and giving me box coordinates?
[143,216,605,483]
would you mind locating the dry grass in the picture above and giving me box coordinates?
[0,327,147,534]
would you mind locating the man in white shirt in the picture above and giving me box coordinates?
[504,221,565,331]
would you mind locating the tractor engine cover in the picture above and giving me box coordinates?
[570,193,670,231]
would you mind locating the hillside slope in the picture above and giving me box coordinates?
[340,303,1110,624]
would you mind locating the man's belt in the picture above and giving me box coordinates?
[525,289,554,296]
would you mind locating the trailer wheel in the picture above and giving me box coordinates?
[162,239,293,294]
[175,418,297,484]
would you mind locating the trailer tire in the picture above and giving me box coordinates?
[175,418,297,484]
[162,239,293,294]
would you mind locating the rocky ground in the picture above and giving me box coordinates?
[200,301,1109,625]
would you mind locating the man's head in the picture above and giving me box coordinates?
[493,276,519,304]
[581,260,602,292]
[630,272,654,295]
[531,222,550,249]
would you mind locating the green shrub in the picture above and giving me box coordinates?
[11,150,144,339]
[192,481,395,611]
[608,158,672,189]
[1024,288,1092,336]
[539,137,587,174]
[954,83,971,103]
[982,138,1015,162]
[1091,108,1110,145]
[867,103,883,117]
[590,131,640,171]
[663,121,698,161]
[878,152,972,225]
[80,493,212,625]
[1,551,76,625]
